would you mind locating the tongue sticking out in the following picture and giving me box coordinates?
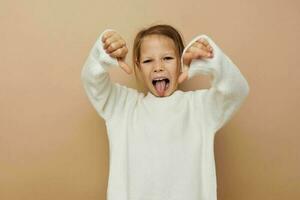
[154,80,168,96]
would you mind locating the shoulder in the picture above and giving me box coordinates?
[175,89,205,106]
[114,83,144,100]
[183,89,211,108]
[180,89,208,98]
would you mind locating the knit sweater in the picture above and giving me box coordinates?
[81,29,250,200]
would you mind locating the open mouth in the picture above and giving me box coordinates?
[152,78,170,96]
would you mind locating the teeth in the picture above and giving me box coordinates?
[153,78,166,81]
[152,77,169,86]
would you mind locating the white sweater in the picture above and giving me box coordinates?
[81,29,250,200]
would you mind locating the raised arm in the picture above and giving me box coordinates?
[182,34,250,134]
[81,29,139,122]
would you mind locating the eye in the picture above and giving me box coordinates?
[164,56,173,60]
[142,59,151,63]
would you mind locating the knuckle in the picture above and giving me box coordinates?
[104,41,110,48]
[114,48,122,55]
[123,46,128,53]
[108,46,114,53]
[102,36,106,42]
[121,40,126,47]
[106,43,111,50]
[117,47,123,52]
[118,41,124,48]
[108,31,116,36]
[106,37,111,42]
[110,42,116,49]
[109,50,115,56]
[200,43,206,48]
[104,43,109,50]
[104,31,113,40]
[111,51,118,57]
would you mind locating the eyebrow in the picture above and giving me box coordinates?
[141,52,175,59]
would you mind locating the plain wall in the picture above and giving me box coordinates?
[1,0,299,199]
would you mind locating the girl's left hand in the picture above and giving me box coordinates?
[178,38,214,84]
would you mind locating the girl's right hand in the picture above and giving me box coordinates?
[101,30,132,74]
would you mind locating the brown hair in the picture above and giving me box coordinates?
[132,24,185,85]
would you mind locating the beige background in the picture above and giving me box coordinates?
[1,0,299,199]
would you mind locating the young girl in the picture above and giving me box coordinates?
[81,24,250,200]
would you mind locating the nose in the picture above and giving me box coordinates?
[153,60,165,72]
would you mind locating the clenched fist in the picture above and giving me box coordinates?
[102,30,132,74]
[178,37,214,84]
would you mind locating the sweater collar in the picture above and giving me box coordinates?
[144,89,184,102]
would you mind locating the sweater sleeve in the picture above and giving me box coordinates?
[182,34,250,134]
[81,29,139,122]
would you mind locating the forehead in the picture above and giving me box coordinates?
[140,34,176,55]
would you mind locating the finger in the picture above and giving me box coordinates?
[178,65,189,84]
[109,46,128,58]
[103,35,121,49]
[197,38,209,47]
[190,44,210,54]
[207,44,213,51]
[105,40,126,53]
[193,41,212,53]
[102,31,123,49]
[118,59,132,74]
[195,48,213,58]
[102,31,115,43]
[188,46,212,58]
[196,38,214,53]
[201,42,213,52]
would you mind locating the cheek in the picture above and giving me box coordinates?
[177,65,181,75]
[167,62,180,77]
[171,59,180,73]
[140,68,151,82]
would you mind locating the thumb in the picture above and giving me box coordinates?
[117,58,133,74]
[178,65,189,84]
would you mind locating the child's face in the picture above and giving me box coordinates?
[138,34,181,97]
